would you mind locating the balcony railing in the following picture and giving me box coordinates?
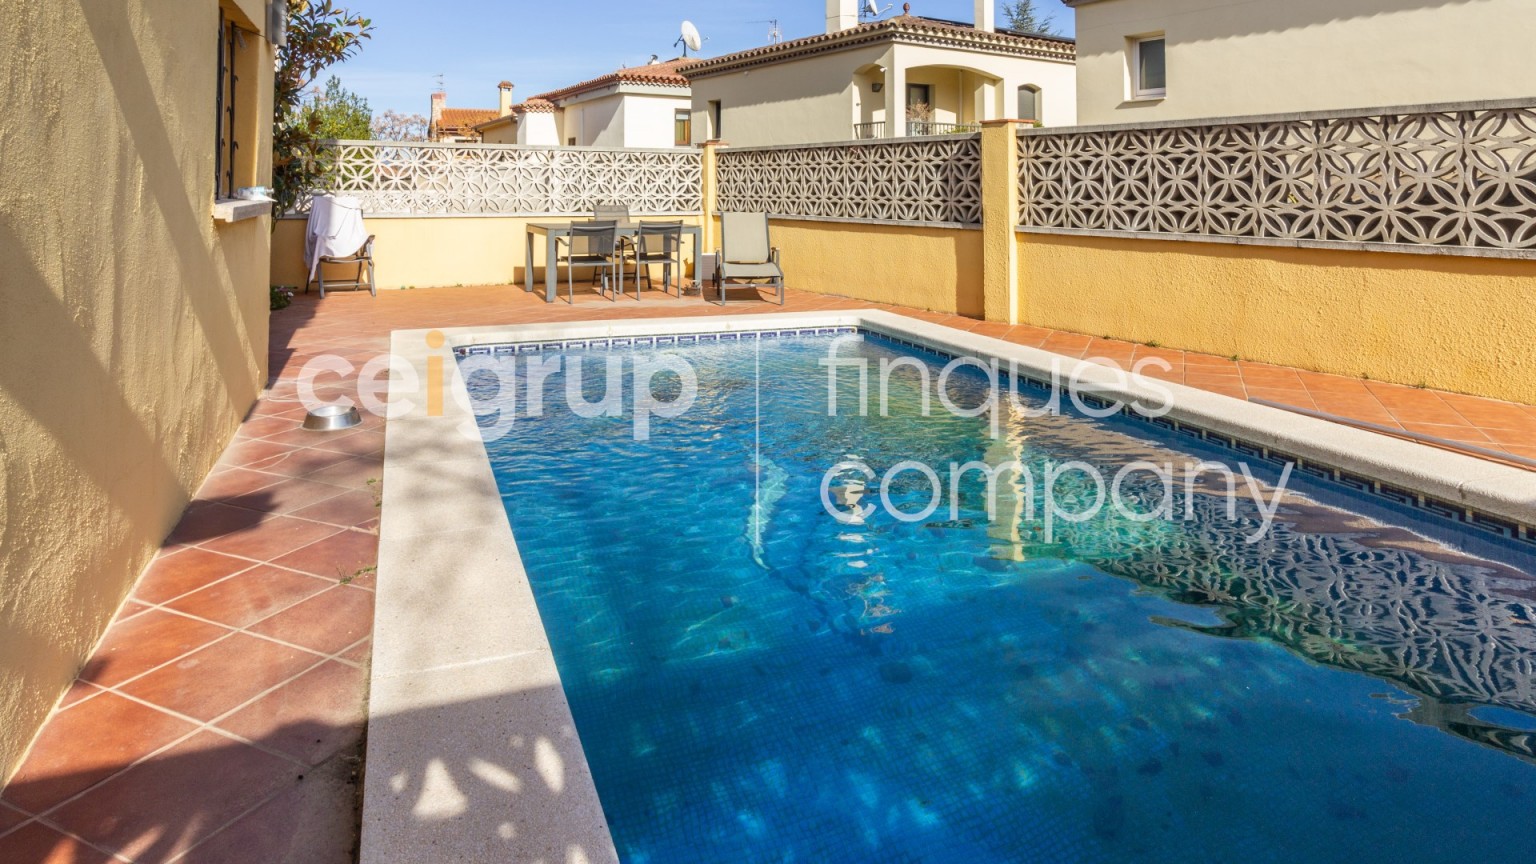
[853,121,981,139]
[907,121,980,136]
[853,121,885,140]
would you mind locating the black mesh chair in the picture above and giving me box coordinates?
[593,203,632,226]
[631,221,684,295]
[555,222,623,302]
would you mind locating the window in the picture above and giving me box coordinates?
[1132,36,1166,99]
[1017,85,1042,123]
[214,9,241,199]
[906,83,932,112]
[674,109,692,146]
[708,100,722,140]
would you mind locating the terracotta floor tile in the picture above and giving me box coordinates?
[1500,444,1536,462]
[0,822,114,863]
[337,638,371,666]
[178,774,355,864]
[55,680,104,711]
[132,548,254,605]
[0,801,29,833]
[197,516,341,562]
[78,611,230,689]
[309,428,386,458]
[165,566,332,629]
[268,529,378,581]
[249,587,375,657]
[215,438,301,470]
[247,445,356,478]
[238,415,307,440]
[1379,404,1474,426]
[303,456,384,490]
[1184,372,1244,388]
[217,661,366,766]
[118,633,322,723]
[46,730,300,863]
[162,504,267,548]
[193,467,284,501]
[221,477,348,516]
[1,693,197,815]
[289,489,381,530]
[1399,422,1496,445]
[1244,388,1318,409]
[1183,354,1240,370]
[117,600,156,621]
[1481,427,1536,449]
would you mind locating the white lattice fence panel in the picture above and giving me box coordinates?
[1019,106,1536,252]
[718,136,983,225]
[303,142,701,215]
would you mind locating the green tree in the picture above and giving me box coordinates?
[1000,0,1058,35]
[273,0,373,216]
[297,76,372,141]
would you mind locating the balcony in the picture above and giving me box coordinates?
[853,120,981,139]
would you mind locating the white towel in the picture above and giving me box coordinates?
[305,194,370,282]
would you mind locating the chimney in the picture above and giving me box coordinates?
[430,90,445,126]
[975,0,994,31]
[827,0,857,33]
[498,81,515,117]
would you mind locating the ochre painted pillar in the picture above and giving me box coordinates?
[980,120,1024,323]
[699,139,725,253]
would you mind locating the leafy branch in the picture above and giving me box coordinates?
[273,0,373,217]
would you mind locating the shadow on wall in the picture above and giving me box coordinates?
[0,684,607,864]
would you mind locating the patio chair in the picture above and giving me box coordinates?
[630,221,685,295]
[593,203,632,226]
[308,234,376,299]
[713,212,784,305]
[556,222,625,303]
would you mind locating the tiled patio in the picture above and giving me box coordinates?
[3,282,1534,863]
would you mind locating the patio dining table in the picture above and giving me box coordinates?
[523,219,703,303]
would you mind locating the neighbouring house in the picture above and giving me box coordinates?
[680,0,1077,147]
[474,58,696,148]
[0,0,276,780]
[427,88,503,142]
[1063,0,1536,125]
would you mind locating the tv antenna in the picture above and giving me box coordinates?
[749,18,783,44]
[676,20,706,56]
[433,73,445,92]
[861,0,894,20]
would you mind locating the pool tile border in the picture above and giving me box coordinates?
[458,318,1536,553]
[376,310,1536,863]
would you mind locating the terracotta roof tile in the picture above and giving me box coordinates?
[532,57,698,103]
[682,15,1074,78]
[437,107,499,130]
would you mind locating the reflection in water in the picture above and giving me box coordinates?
[966,404,1536,764]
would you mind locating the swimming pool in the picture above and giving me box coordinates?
[464,328,1536,863]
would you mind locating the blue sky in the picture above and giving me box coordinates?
[324,0,1075,116]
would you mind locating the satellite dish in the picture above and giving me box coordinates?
[862,1,894,20]
[678,20,704,55]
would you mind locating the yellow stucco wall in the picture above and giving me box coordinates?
[271,214,705,290]
[767,219,985,316]
[0,0,273,778]
[1070,0,1536,125]
[1016,233,1536,404]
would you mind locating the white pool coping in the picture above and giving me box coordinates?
[365,309,1536,863]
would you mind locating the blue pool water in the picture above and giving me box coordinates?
[470,333,1536,863]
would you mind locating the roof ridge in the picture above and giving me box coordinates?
[681,14,1075,79]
